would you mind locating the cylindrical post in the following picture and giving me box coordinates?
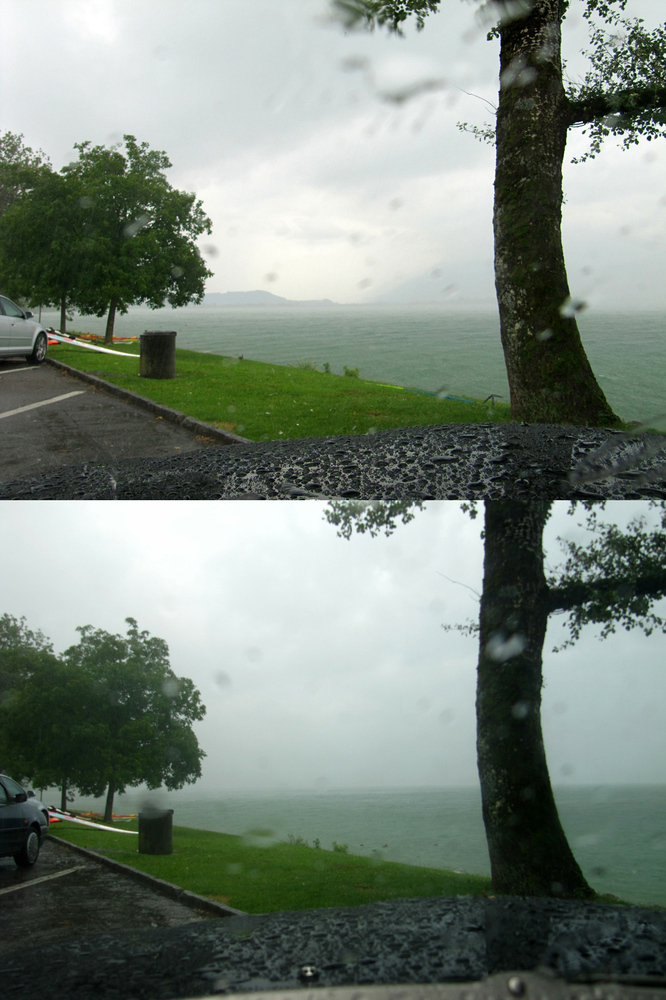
[140,331,177,379]
[138,808,174,855]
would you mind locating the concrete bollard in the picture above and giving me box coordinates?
[138,808,174,855]
[140,330,177,379]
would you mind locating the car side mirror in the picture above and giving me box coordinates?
[24,311,34,319]
[13,791,28,803]
[27,790,35,797]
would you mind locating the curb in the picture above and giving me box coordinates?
[45,357,253,447]
[48,833,246,920]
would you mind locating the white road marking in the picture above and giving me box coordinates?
[0,366,39,375]
[0,390,86,420]
[0,864,85,895]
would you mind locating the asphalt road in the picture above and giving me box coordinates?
[0,836,214,956]
[0,358,221,485]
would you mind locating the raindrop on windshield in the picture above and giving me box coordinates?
[123,214,150,238]
[500,54,537,89]
[161,677,180,698]
[340,56,370,73]
[242,829,278,848]
[568,414,666,485]
[559,296,587,318]
[486,631,527,662]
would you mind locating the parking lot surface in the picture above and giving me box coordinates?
[0,836,213,955]
[0,359,220,484]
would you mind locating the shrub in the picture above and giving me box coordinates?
[343,365,360,378]
[332,841,349,853]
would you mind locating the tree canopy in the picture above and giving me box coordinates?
[0,168,91,333]
[0,133,213,341]
[0,132,52,296]
[329,0,666,426]
[0,131,51,221]
[0,616,206,820]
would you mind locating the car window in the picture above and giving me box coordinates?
[0,783,8,806]
[1,774,25,797]
[0,297,25,319]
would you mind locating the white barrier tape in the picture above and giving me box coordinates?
[50,809,138,834]
[48,330,139,358]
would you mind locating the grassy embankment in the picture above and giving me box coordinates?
[50,819,491,913]
[48,339,514,442]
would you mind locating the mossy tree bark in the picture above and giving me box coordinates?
[476,500,594,898]
[494,1,618,426]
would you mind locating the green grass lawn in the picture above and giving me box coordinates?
[48,340,514,442]
[50,820,492,913]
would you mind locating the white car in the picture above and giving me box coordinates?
[0,295,48,364]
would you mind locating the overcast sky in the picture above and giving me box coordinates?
[1,500,664,797]
[1,0,665,308]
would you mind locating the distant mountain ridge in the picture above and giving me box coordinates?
[203,290,336,307]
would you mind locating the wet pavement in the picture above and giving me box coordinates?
[0,835,214,956]
[0,359,225,485]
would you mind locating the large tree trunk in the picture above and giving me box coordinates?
[493,1,618,426]
[103,778,115,823]
[60,778,68,812]
[104,297,117,345]
[476,500,594,898]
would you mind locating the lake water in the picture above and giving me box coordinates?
[62,784,666,909]
[39,305,666,424]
